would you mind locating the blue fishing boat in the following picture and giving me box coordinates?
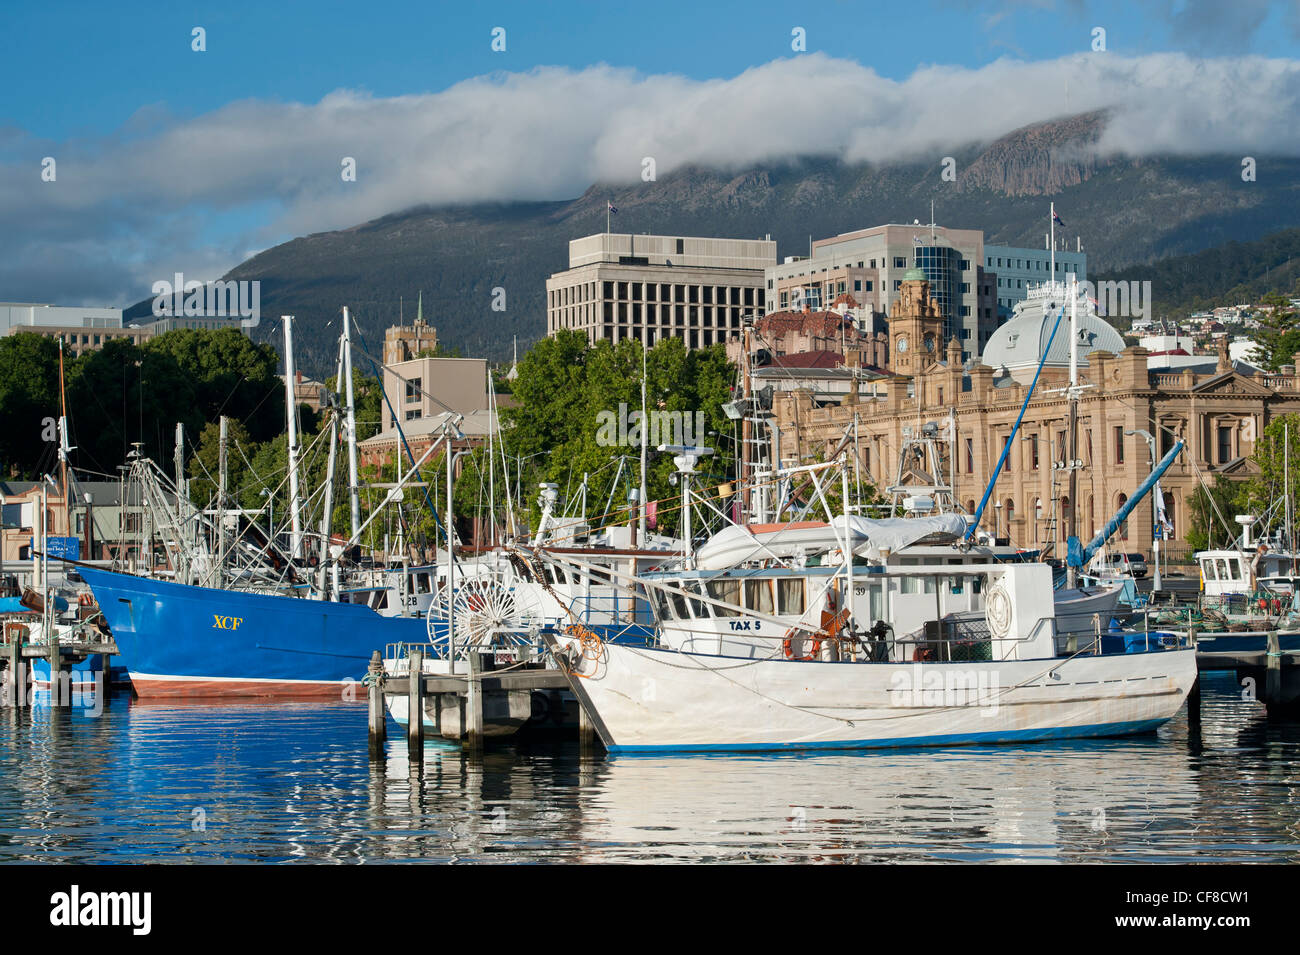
[79,566,427,699]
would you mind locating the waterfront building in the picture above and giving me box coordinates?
[0,480,161,567]
[984,243,1087,322]
[546,233,776,349]
[1,302,247,357]
[766,272,1300,562]
[357,322,501,470]
[763,222,999,363]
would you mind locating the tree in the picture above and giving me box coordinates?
[1252,294,1300,372]
[0,333,62,478]
[1184,476,1249,552]
[66,338,200,474]
[187,418,254,507]
[143,328,284,441]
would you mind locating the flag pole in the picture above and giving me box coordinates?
[1050,202,1056,291]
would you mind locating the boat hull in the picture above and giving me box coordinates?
[79,567,427,699]
[566,639,1198,753]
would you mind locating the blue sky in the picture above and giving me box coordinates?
[2,1,1298,305]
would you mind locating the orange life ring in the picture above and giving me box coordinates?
[782,631,822,661]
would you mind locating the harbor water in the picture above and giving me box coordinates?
[2,671,1297,864]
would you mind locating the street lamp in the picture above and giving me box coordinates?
[1125,428,1160,592]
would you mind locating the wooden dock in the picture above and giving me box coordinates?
[365,649,596,760]
[2,634,118,709]
[1194,631,1300,715]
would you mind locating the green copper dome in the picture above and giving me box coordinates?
[902,267,926,281]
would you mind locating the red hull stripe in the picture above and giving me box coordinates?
[130,676,352,700]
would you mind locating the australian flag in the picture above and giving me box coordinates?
[1052,210,1065,226]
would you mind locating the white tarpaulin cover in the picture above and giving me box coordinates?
[695,514,970,569]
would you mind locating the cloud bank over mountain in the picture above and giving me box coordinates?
[5,50,1299,304]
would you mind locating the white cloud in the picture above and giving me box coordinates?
[4,50,1299,304]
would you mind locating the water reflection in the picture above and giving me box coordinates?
[0,673,1297,863]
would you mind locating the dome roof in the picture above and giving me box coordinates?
[981,285,1126,372]
[902,267,926,282]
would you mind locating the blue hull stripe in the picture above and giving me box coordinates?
[605,718,1170,755]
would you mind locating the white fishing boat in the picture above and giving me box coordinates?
[543,553,1195,753]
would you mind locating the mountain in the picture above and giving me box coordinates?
[1094,228,1300,318]
[126,112,1300,376]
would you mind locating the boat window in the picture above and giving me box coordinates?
[706,579,742,616]
[416,573,432,594]
[1229,559,1242,581]
[373,590,389,611]
[669,589,691,619]
[1215,559,1229,581]
[653,590,674,620]
[744,579,774,614]
[777,578,805,615]
[900,577,917,595]
[1203,561,1217,581]
[687,582,709,618]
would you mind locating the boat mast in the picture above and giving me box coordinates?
[342,308,362,542]
[487,366,496,547]
[217,415,228,589]
[639,343,648,544]
[57,339,68,501]
[1279,423,1289,571]
[741,319,753,523]
[283,315,304,559]
[1066,274,1080,588]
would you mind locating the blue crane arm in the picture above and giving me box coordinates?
[966,305,1065,540]
[1068,439,1185,567]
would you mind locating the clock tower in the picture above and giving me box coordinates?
[889,268,945,376]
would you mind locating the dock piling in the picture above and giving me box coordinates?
[48,643,68,708]
[1266,631,1282,706]
[4,638,26,708]
[466,651,484,756]
[407,646,424,763]
[367,650,386,759]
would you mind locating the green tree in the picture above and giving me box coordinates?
[143,328,285,441]
[66,338,200,473]
[1252,294,1300,372]
[0,333,62,477]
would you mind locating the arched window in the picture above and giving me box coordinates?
[1117,493,1129,540]
[1005,499,1015,541]
[1034,498,1044,543]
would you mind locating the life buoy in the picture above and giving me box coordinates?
[782,631,822,661]
[77,592,94,608]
